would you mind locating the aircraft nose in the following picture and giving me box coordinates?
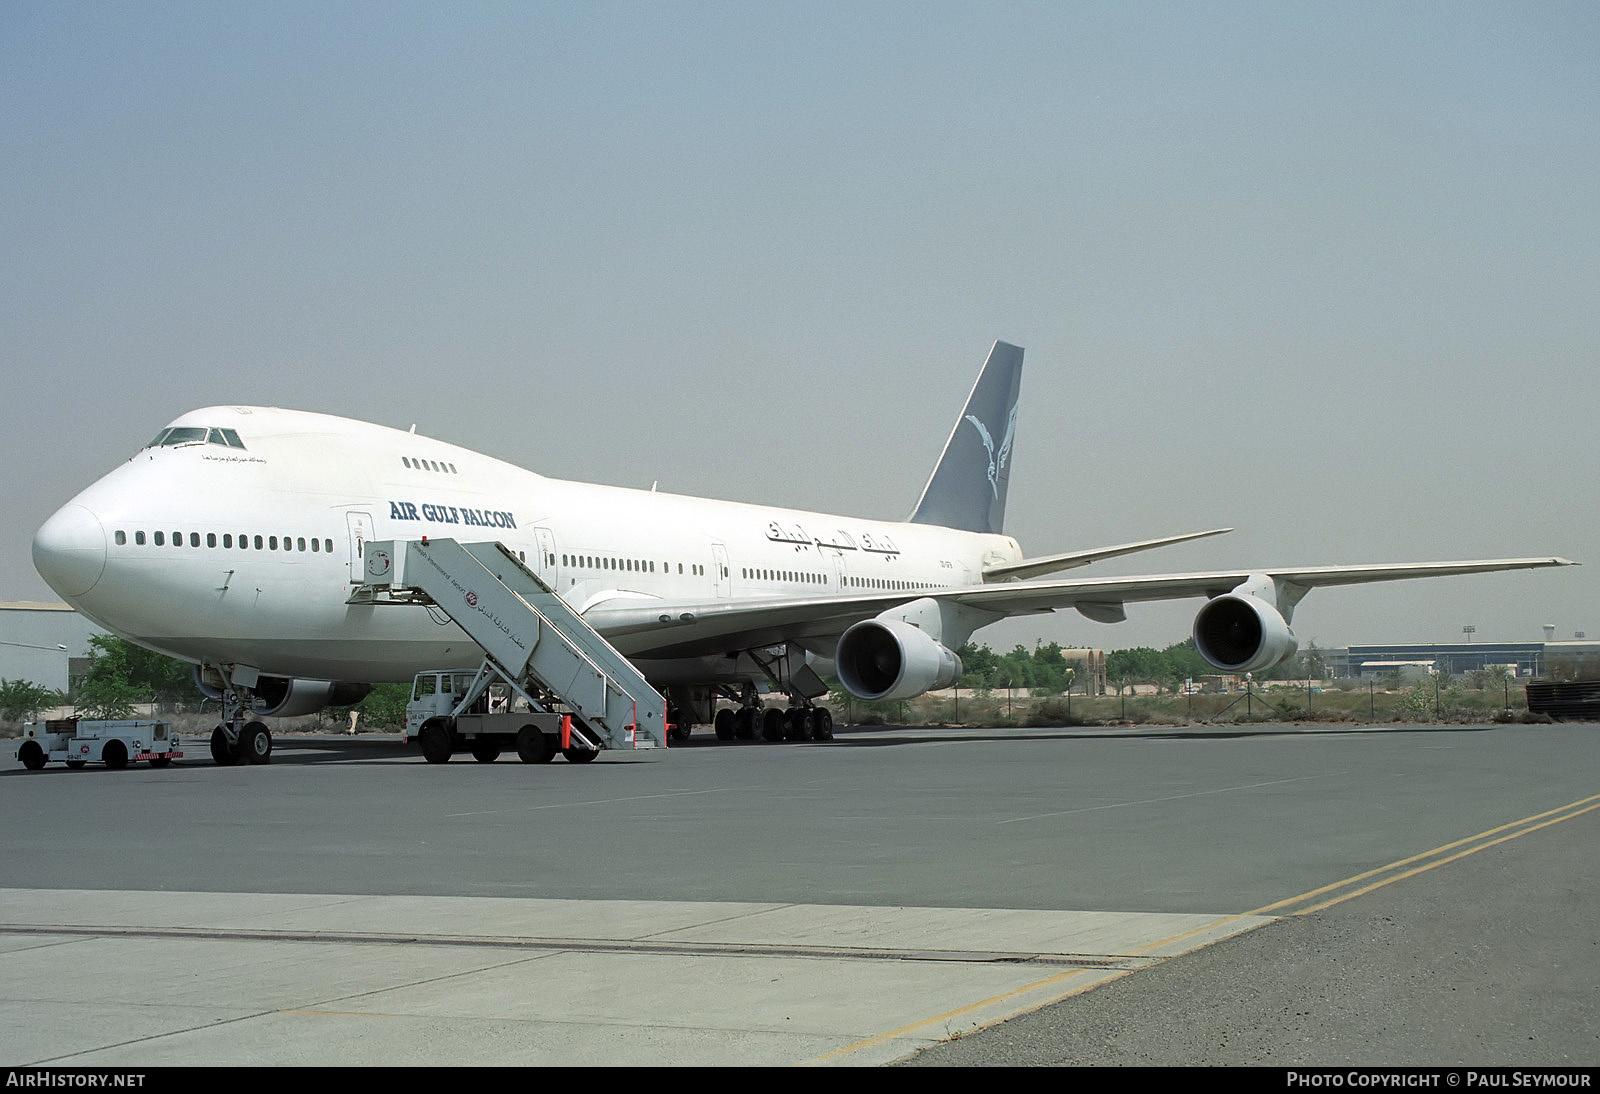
[33,503,107,599]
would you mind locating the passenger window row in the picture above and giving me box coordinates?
[560,554,707,577]
[846,576,939,592]
[742,567,826,585]
[112,530,334,553]
[564,554,677,575]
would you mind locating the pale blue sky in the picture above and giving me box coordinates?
[4,2,1596,652]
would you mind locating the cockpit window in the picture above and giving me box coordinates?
[145,426,207,447]
[144,426,247,450]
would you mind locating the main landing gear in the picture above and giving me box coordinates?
[709,698,833,745]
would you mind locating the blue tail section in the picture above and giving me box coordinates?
[907,341,1024,535]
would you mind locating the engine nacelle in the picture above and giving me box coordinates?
[835,618,962,701]
[1192,594,1299,674]
[194,665,372,717]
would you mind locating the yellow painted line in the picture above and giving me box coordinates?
[1284,797,1600,916]
[815,906,1278,1063]
[1248,792,1600,917]
[819,792,1600,1065]
[1125,912,1256,956]
[812,965,1107,1063]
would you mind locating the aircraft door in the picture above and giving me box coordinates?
[346,512,375,583]
[711,543,731,598]
[533,526,558,587]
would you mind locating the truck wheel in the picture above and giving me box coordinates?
[419,722,452,764]
[470,739,501,763]
[102,739,129,770]
[19,741,46,770]
[515,725,552,764]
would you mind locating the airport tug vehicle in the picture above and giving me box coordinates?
[16,719,182,771]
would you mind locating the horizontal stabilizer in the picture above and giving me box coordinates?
[983,528,1233,582]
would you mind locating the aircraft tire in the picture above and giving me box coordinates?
[714,709,735,741]
[419,722,452,764]
[210,726,241,766]
[470,739,501,763]
[149,757,172,768]
[812,708,834,741]
[562,747,598,764]
[786,709,813,741]
[65,760,87,770]
[761,707,785,742]
[102,739,128,771]
[733,708,756,740]
[19,741,46,770]
[241,722,272,765]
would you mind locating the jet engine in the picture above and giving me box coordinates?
[835,618,962,701]
[1192,593,1299,674]
[194,665,372,717]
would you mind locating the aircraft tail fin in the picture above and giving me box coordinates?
[907,341,1024,535]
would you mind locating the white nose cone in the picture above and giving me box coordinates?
[34,503,107,598]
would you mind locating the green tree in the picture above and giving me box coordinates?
[1026,641,1073,694]
[957,642,998,689]
[0,679,64,722]
[1105,647,1172,693]
[75,635,193,718]
[997,645,1036,692]
[74,670,142,719]
[333,682,413,730]
[1161,638,1213,690]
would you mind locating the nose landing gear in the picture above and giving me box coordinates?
[208,679,273,766]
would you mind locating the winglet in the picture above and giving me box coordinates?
[907,341,1025,535]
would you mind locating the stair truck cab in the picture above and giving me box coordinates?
[406,669,577,765]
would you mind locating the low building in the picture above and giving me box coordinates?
[1344,642,1550,679]
[0,602,106,693]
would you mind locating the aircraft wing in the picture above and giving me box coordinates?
[981,528,1232,582]
[585,555,1576,660]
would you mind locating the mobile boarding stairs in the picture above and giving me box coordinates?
[351,538,666,754]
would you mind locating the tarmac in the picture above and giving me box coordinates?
[3,720,1597,1067]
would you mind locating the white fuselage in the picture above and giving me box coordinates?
[35,406,1023,683]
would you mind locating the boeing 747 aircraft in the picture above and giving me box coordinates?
[33,342,1573,763]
